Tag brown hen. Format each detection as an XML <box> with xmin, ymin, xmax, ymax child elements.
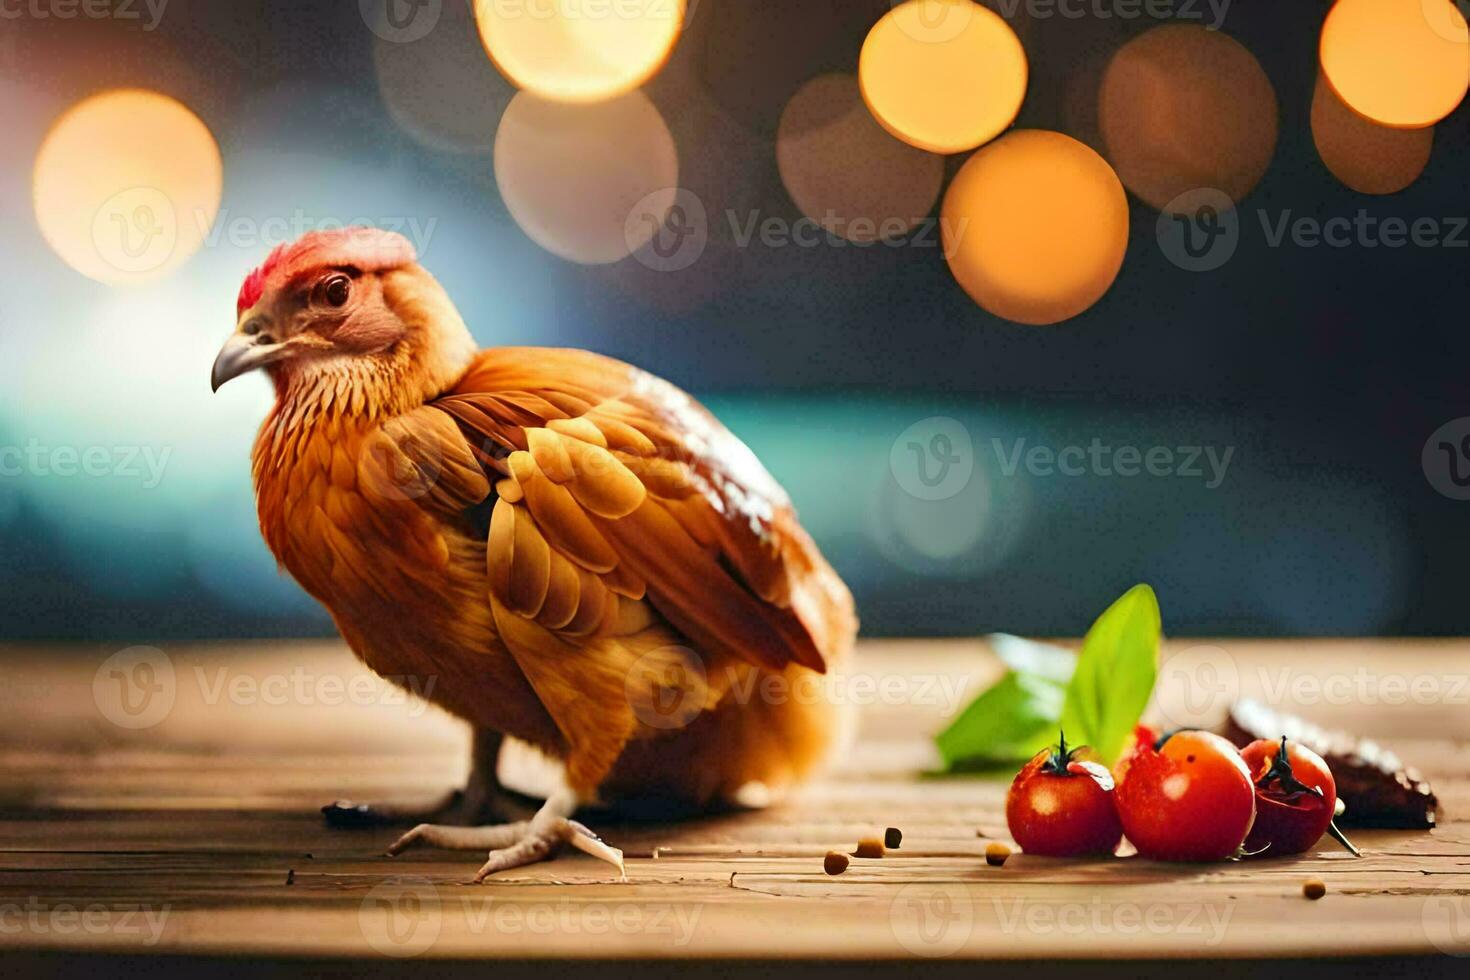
<box><xmin>212</xmin><ymin>227</ymin><xmax>856</xmax><ymax>879</ymax></box>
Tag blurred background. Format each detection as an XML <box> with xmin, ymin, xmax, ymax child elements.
<box><xmin>2</xmin><ymin>0</ymin><xmax>1468</xmax><ymax>643</ymax></box>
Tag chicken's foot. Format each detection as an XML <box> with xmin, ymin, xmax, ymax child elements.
<box><xmin>385</xmin><ymin>786</ymin><xmax>625</xmax><ymax>882</ymax></box>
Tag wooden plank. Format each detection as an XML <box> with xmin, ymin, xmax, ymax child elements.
<box><xmin>0</xmin><ymin>639</ymin><xmax>1464</xmax><ymax>961</ymax></box>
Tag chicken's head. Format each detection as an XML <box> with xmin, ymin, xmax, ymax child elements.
<box><xmin>211</xmin><ymin>227</ymin><xmax>475</xmax><ymax>411</ymax></box>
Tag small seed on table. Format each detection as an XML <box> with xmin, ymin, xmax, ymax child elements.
<box><xmin>986</xmin><ymin>842</ymin><xmax>1011</xmax><ymax>867</ymax></box>
<box><xmin>1303</xmin><ymin>879</ymin><xmax>1326</xmax><ymax>900</ymax></box>
<box><xmin>854</xmin><ymin>837</ymin><xmax>886</xmax><ymax>858</ymax></box>
<box><xmin>824</xmin><ymin>851</ymin><xmax>849</xmax><ymax>875</ymax></box>
<box><xmin>885</xmin><ymin>827</ymin><xmax>903</xmax><ymax>849</ymax></box>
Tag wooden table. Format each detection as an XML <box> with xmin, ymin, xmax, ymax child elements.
<box><xmin>0</xmin><ymin>639</ymin><xmax>1467</xmax><ymax>976</ymax></box>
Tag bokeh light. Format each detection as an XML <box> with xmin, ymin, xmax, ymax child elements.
<box><xmin>1312</xmin><ymin>73</ymin><xmax>1433</xmax><ymax>195</ymax></box>
<box><xmin>873</xmin><ymin>475</ymin><xmax>990</xmax><ymax>575</ymax></box>
<box><xmin>777</xmin><ymin>73</ymin><xmax>944</xmax><ymax>243</ymax></box>
<box><xmin>32</xmin><ymin>89</ymin><xmax>222</xmax><ymax>286</ymax></box>
<box><xmin>858</xmin><ymin>0</ymin><xmax>1027</xmax><ymax>154</ymax></box>
<box><xmin>941</xmin><ymin>129</ymin><xmax>1127</xmax><ymax>326</ymax></box>
<box><xmin>474</xmin><ymin>0</ymin><xmax>685</xmax><ymax>103</ymax></box>
<box><xmin>1098</xmin><ymin>24</ymin><xmax>1277</xmax><ymax>212</ymax></box>
<box><xmin>494</xmin><ymin>90</ymin><xmax>677</xmax><ymax>264</ymax></box>
<box><xmin>1320</xmin><ymin>0</ymin><xmax>1470</xmax><ymax>129</ymax></box>
<box><xmin>372</xmin><ymin>0</ymin><xmax>517</xmax><ymax>153</ymax></box>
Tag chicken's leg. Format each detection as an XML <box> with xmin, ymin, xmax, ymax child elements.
<box><xmin>322</xmin><ymin>729</ymin><xmax>528</xmax><ymax>828</ymax></box>
<box><xmin>386</xmin><ymin>785</ymin><xmax>625</xmax><ymax>882</ymax></box>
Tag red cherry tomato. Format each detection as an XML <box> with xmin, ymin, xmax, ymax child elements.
<box><xmin>1240</xmin><ymin>736</ymin><xmax>1359</xmax><ymax>857</ymax></box>
<box><xmin>1006</xmin><ymin>734</ymin><xmax>1124</xmax><ymax>857</ymax></box>
<box><xmin>1113</xmin><ymin>726</ymin><xmax>1256</xmax><ymax>862</ymax></box>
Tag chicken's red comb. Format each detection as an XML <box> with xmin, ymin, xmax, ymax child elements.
<box><xmin>236</xmin><ymin>226</ymin><xmax>418</xmax><ymax>316</ymax></box>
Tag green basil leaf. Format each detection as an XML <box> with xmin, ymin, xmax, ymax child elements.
<box><xmin>1058</xmin><ymin>584</ymin><xmax>1161</xmax><ymax>766</ymax></box>
<box><xmin>935</xmin><ymin>669</ymin><xmax>1066</xmax><ymax>768</ymax></box>
<box><xmin>988</xmin><ymin>633</ymin><xmax>1076</xmax><ymax>685</ymax></box>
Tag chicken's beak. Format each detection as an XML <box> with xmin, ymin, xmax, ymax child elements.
<box><xmin>211</xmin><ymin>332</ymin><xmax>289</xmax><ymax>392</ymax></box>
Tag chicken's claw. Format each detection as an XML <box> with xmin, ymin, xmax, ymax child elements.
<box><xmin>384</xmin><ymin>807</ymin><xmax>625</xmax><ymax>882</ymax></box>
<box><xmin>472</xmin><ymin>816</ymin><xmax>624</xmax><ymax>882</ymax></box>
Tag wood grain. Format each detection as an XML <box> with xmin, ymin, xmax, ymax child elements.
<box><xmin>0</xmin><ymin>638</ymin><xmax>1466</xmax><ymax>964</ymax></box>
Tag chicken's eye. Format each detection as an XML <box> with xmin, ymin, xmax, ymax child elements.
<box><xmin>323</xmin><ymin>274</ymin><xmax>351</xmax><ymax>308</ymax></box>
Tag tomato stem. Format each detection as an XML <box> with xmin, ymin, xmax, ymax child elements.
<box><xmin>1325</xmin><ymin>819</ymin><xmax>1361</xmax><ymax>858</ymax></box>
<box><xmin>1041</xmin><ymin>730</ymin><xmax>1082</xmax><ymax>776</ymax></box>
<box><xmin>1254</xmin><ymin>736</ymin><xmax>1318</xmax><ymax>797</ymax></box>
<box><xmin>1258</xmin><ymin>737</ymin><xmax>1361</xmax><ymax>857</ymax></box>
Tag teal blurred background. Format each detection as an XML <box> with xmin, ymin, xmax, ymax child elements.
<box><xmin>1</xmin><ymin>1</ymin><xmax>1466</xmax><ymax>640</ymax></box>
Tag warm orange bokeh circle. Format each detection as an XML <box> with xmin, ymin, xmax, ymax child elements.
<box><xmin>1320</xmin><ymin>0</ymin><xmax>1469</xmax><ymax>129</ymax></box>
<box><xmin>859</xmin><ymin>0</ymin><xmax>1028</xmax><ymax>154</ymax></box>
<box><xmin>942</xmin><ymin>130</ymin><xmax>1128</xmax><ymax>326</ymax></box>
